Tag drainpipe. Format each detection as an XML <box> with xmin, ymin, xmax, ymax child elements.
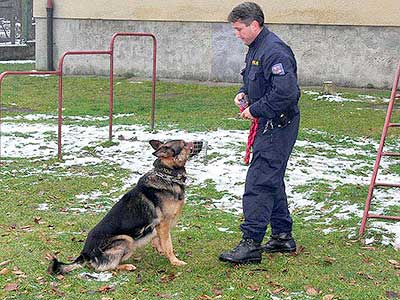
<box><xmin>46</xmin><ymin>0</ymin><xmax>54</xmax><ymax>70</ymax></box>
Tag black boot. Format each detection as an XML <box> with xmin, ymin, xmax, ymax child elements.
<box><xmin>264</xmin><ymin>233</ymin><xmax>296</xmax><ymax>253</ymax></box>
<box><xmin>219</xmin><ymin>239</ymin><xmax>262</xmax><ymax>264</ymax></box>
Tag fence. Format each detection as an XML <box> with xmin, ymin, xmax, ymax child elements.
<box><xmin>0</xmin><ymin>0</ymin><xmax>34</xmax><ymax>44</ymax></box>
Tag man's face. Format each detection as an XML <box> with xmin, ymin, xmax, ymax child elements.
<box><xmin>232</xmin><ymin>20</ymin><xmax>260</xmax><ymax>45</ymax></box>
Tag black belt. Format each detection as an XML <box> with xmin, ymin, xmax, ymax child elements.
<box><xmin>262</xmin><ymin>106</ymin><xmax>299</xmax><ymax>134</ymax></box>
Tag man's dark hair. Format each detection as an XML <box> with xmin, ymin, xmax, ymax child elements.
<box><xmin>227</xmin><ymin>2</ymin><xmax>264</xmax><ymax>26</ymax></box>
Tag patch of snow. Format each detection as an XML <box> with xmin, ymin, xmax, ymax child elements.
<box><xmin>2</xmin><ymin>113</ymin><xmax>399</xmax><ymax>248</ymax></box>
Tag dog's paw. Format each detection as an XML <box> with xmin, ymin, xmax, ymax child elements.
<box><xmin>117</xmin><ymin>264</ymin><xmax>137</xmax><ymax>271</ymax></box>
<box><xmin>171</xmin><ymin>259</ymin><xmax>187</xmax><ymax>266</ymax></box>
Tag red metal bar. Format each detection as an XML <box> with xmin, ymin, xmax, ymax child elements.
<box><xmin>109</xmin><ymin>32</ymin><xmax>157</xmax><ymax>132</ymax></box>
<box><xmin>367</xmin><ymin>214</ymin><xmax>400</xmax><ymax>221</ymax></box>
<box><xmin>359</xmin><ymin>61</ymin><xmax>400</xmax><ymax>236</ymax></box>
<box><xmin>381</xmin><ymin>152</ymin><xmax>400</xmax><ymax>157</ymax></box>
<box><xmin>0</xmin><ymin>32</ymin><xmax>157</xmax><ymax>161</ymax></box>
<box><xmin>57</xmin><ymin>50</ymin><xmax>111</xmax><ymax>158</ymax></box>
<box><xmin>374</xmin><ymin>182</ymin><xmax>400</xmax><ymax>188</ymax></box>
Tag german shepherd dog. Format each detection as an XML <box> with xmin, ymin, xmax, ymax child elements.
<box><xmin>48</xmin><ymin>139</ymin><xmax>203</xmax><ymax>275</ymax></box>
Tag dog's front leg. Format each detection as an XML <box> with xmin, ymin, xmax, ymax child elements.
<box><xmin>156</xmin><ymin>222</ymin><xmax>186</xmax><ymax>266</ymax></box>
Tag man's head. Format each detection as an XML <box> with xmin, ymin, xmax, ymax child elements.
<box><xmin>228</xmin><ymin>2</ymin><xmax>264</xmax><ymax>45</ymax></box>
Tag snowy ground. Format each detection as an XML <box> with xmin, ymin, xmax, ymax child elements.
<box><xmin>1</xmin><ymin>112</ymin><xmax>399</xmax><ymax>250</ymax></box>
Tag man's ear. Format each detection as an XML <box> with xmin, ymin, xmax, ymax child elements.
<box><xmin>250</xmin><ymin>20</ymin><xmax>260</xmax><ymax>30</ymax></box>
<box><xmin>149</xmin><ymin>140</ymin><xmax>163</xmax><ymax>150</ymax></box>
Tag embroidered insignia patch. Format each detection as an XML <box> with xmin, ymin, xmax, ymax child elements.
<box><xmin>251</xmin><ymin>60</ymin><xmax>259</xmax><ymax>66</ymax></box>
<box><xmin>272</xmin><ymin>63</ymin><xmax>285</xmax><ymax>75</ymax></box>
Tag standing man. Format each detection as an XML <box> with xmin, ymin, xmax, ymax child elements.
<box><xmin>219</xmin><ymin>2</ymin><xmax>300</xmax><ymax>264</ymax></box>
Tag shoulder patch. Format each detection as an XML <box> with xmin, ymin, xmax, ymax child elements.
<box><xmin>272</xmin><ymin>63</ymin><xmax>285</xmax><ymax>75</ymax></box>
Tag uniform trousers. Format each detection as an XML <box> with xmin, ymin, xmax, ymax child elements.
<box><xmin>240</xmin><ymin>112</ymin><xmax>300</xmax><ymax>243</ymax></box>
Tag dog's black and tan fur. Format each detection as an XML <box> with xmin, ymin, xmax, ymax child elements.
<box><xmin>48</xmin><ymin>139</ymin><xmax>202</xmax><ymax>275</ymax></box>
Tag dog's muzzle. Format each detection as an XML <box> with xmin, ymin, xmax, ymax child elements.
<box><xmin>188</xmin><ymin>141</ymin><xmax>203</xmax><ymax>157</ymax></box>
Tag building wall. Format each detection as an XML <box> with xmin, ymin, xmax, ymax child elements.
<box><xmin>33</xmin><ymin>1</ymin><xmax>400</xmax><ymax>88</ymax></box>
<box><xmin>33</xmin><ymin>0</ymin><xmax>400</xmax><ymax>26</ymax></box>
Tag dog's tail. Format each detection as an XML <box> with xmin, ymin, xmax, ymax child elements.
<box><xmin>48</xmin><ymin>254</ymin><xmax>85</xmax><ymax>275</ymax></box>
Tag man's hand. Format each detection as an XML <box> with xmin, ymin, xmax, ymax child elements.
<box><xmin>234</xmin><ymin>92</ymin><xmax>245</xmax><ymax>108</ymax></box>
<box><xmin>241</xmin><ymin>107</ymin><xmax>255</xmax><ymax>120</ymax></box>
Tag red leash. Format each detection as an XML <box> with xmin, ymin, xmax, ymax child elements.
<box><xmin>240</xmin><ymin>101</ymin><xmax>258</xmax><ymax>165</ymax></box>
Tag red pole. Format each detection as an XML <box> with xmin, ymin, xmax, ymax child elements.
<box><xmin>151</xmin><ymin>36</ymin><xmax>157</xmax><ymax>130</ymax></box>
<box><xmin>109</xmin><ymin>32</ymin><xmax>157</xmax><ymax>131</ymax></box>
<box><xmin>109</xmin><ymin>46</ymin><xmax>114</xmax><ymax>141</ymax></box>
<box><xmin>58</xmin><ymin>59</ymin><xmax>64</xmax><ymax>160</ymax></box>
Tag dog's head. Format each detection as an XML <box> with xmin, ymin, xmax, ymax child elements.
<box><xmin>149</xmin><ymin>139</ymin><xmax>203</xmax><ymax>168</ymax></box>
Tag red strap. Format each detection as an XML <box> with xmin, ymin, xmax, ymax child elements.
<box><xmin>240</xmin><ymin>105</ymin><xmax>258</xmax><ymax>165</ymax></box>
<box><xmin>244</xmin><ymin>119</ymin><xmax>258</xmax><ymax>164</ymax></box>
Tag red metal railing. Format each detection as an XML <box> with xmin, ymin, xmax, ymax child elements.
<box><xmin>0</xmin><ymin>32</ymin><xmax>157</xmax><ymax>160</ymax></box>
<box><xmin>359</xmin><ymin>61</ymin><xmax>400</xmax><ymax>236</ymax></box>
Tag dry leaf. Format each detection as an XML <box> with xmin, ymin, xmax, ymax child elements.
<box><xmin>12</xmin><ymin>267</ymin><xmax>26</xmax><ymax>277</ymax></box>
<box><xmin>386</xmin><ymin>291</ymin><xmax>400</xmax><ymax>299</ymax></box>
<box><xmin>357</xmin><ymin>271</ymin><xmax>374</xmax><ymax>280</ymax></box>
<box><xmin>305</xmin><ymin>285</ymin><xmax>319</xmax><ymax>295</ymax></box>
<box><xmin>272</xmin><ymin>287</ymin><xmax>285</xmax><ymax>294</ymax></box>
<box><xmin>20</xmin><ymin>225</ymin><xmax>32</xmax><ymax>232</ymax></box>
<box><xmin>117</xmin><ymin>264</ymin><xmax>136</xmax><ymax>271</ymax></box>
<box><xmin>160</xmin><ymin>273</ymin><xmax>176</xmax><ymax>283</ymax></box>
<box><xmin>199</xmin><ymin>295</ymin><xmax>212</xmax><ymax>300</ymax></box>
<box><xmin>0</xmin><ymin>268</ymin><xmax>9</xmax><ymax>275</ymax></box>
<box><xmin>0</xmin><ymin>260</ymin><xmax>11</xmax><ymax>267</ymax></box>
<box><xmin>388</xmin><ymin>260</ymin><xmax>400</xmax><ymax>269</ymax></box>
<box><xmin>248</xmin><ymin>284</ymin><xmax>260</xmax><ymax>291</ymax></box>
<box><xmin>323</xmin><ymin>294</ymin><xmax>335</xmax><ymax>300</ymax></box>
<box><xmin>361</xmin><ymin>246</ymin><xmax>377</xmax><ymax>251</ymax></box>
<box><xmin>266</xmin><ymin>281</ymin><xmax>282</xmax><ymax>288</ymax></box>
<box><xmin>4</xmin><ymin>283</ymin><xmax>19</xmax><ymax>291</ymax></box>
<box><xmin>36</xmin><ymin>277</ymin><xmax>46</xmax><ymax>285</ymax></box>
<box><xmin>323</xmin><ymin>256</ymin><xmax>336</xmax><ymax>264</ymax></box>
<box><xmin>56</xmin><ymin>274</ymin><xmax>65</xmax><ymax>280</ymax></box>
<box><xmin>156</xmin><ymin>293</ymin><xmax>172</xmax><ymax>299</ymax></box>
<box><xmin>45</xmin><ymin>253</ymin><xmax>56</xmax><ymax>261</ymax></box>
<box><xmin>34</xmin><ymin>217</ymin><xmax>44</xmax><ymax>224</ymax></box>
<box><xmin>212</xmin><ymin>288</ymin><xmax>223</xmax><ymax>296</ymax></box>
<box><xmin>98</xmin><ymin>285</ymin><xmax>115</xmax><ymax>293</ymax></box>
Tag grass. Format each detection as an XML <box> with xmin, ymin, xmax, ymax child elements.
<box><xmin>1</xmin><ymin>63</ymin><xmax>399</xmax><ymax>300</ymax></box>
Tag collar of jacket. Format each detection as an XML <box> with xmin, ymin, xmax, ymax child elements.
<box><xmin>249</xmin><ymin>26</ymin><xmax>270</xmax><ymax>49</ymax></box>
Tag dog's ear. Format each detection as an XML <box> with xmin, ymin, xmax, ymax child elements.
<box><xmin>152</xmin><ymin>147</ymin><xmax>174</xmax><ymax>158</ymax></box>
<box><xmin>149</xmin><ymin>140</ymin><xmax>163</xmax><ymax>150</ymax></box>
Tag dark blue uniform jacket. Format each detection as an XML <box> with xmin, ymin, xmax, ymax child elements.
<box><xmin>239</xmin><ymin>27</ymin><xmax>300</xmax><ymax>122</ymax></box>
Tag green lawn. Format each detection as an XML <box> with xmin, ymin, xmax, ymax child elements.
<box><xmin>0</xmin><ymin>63</ymin><xmax>399</xmax><ymax>300</ymax></box>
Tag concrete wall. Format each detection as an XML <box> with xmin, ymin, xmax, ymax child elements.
<box><xmin>34</xmin><ymin>18</ymin><xmax>400</xmax><ymax>88</ymax></box>
<box><xmin>0</xmin><ymin>42</ymin><xmax>35</xmax><ymax>60</ymax></box>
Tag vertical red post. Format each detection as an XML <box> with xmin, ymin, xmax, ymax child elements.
<box><xmin>58</xmin><ymin>70</ymin><xmax>63</xmax><ymax>160</ymax></box>
<box><xmin>151</xmin><ymin>36</ymin><xmax>157</xmax><ymax>130</ymax></box>
<box><xmin>109</xmin><ymin>47</ymin><xmax>114</xmax><ymax>141</ymax></box>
